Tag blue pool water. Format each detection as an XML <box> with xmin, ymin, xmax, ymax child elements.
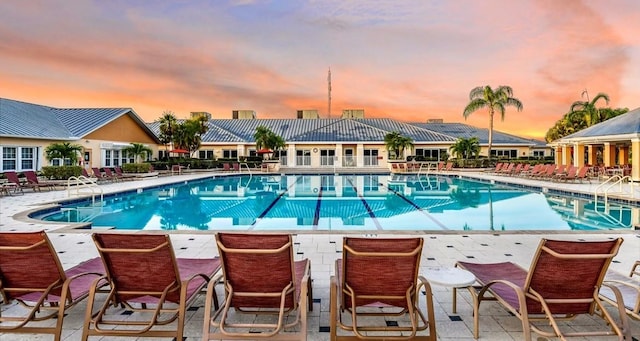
<box><xmin>39</xmin><ymin>174</ymin><xmax>637</xmax><ymax>231</ymax></box>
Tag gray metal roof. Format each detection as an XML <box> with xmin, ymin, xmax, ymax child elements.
<box><xmin>1</xmin><ymin>98</ymin><xmax>158</xmax><ymax>142</ymax></box>
<box><xmin>0</xmin><ymin>98</ymin><xmax>71</xmax><ymax>139</ymax></box>
<box><xmin>561</xmin><ymin>107</ymin><xmax>640</xmax><ymax>139</ymax></box>
<box><xmin>148</xmin><ymin>118</ymin><xmax>457</xmax><ymax>144</ymax></box>
<box><xmin>413</xmin><ymin>122</ymin><xmax>545</xmax><ymax>146</ymax></box>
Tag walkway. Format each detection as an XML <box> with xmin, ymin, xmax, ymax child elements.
<box><xmin>1</xmin><ymin>171</ymin><xmax>639</xmax><ymax>340</ymax></box>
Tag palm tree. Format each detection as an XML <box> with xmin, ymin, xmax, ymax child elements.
<box><xmin>449</xmin><ymin>137</ymin><xmax>480</xmax><ymax>160</ymax></box>
<box><xmin>122</xmin><ymin>143</ymin><xmax>153</xmax><ymax>163</ymax></box>
<box><xmin>384</xmin><ymin>131</ymin><xmax>414</xmax><ymax>160</ymax></box>
<box><xmin>463</xmin><ymin>85</ymin><xmax>523</xmax><ymax>159</ymax></box>
<box><xmin>158</xmin><ymin>110</ymin><xmax>178</xmax><ymax>155</ymax></box>
<box><xmin>569</xmin><ymin>91</ymin><xmax>610</xmax><ymax>126</ymax></box>
<box><xmin>45</xmin><ymin>142</ymin><xmax>82</xmax><ymax>165</ymax></box>
<box><xmin>254</xmin><ymin>126</ymin><xmax>286</xmax><ymax>159</ymax></box>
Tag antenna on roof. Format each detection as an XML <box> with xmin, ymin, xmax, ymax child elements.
<box><xmin>327</xmin><ymin>67</ymin><xmax>332</xmax><ymax>119</ymax></box>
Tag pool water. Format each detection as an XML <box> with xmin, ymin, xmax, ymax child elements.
<box><xmin>39</xmin><ymin>174</ymin><xmax>637</xmax><ymax>231</ymax></box>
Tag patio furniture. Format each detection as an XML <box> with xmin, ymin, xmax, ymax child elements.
<box><xmin>601</xmin><ymin>260</ymin><xmax>640</xmax><ymax>320</ymax></box>
<box><xmin>329</xmin><ymin>237</ymin><xmax>437</xmax><ymax>340</ymax></box>
<box><xmin>456</xmin><ymin>238</ymin><xmax>630</xmax><ymax>340</ymax></box>
<box><xmin>5</xmin><ymin>171</ymin><xmax>43</xmax><ymax>191</ymax></box>
<box><xmin>0</xmin><ymin>231</ymin><xmax>105</xmax><ymax>341</ymax></box>
<box><xmin>203</xmin><ymin>233</ymin><xmax>312</xmax><ymax>340</ymax></box>
<box><xmin>82</xmin><ymin>233</ymin><xmax>221</xmax><ymax>340</ymax></box>
<box><xmin>24</xmin><ymin>170</ymin><xmax>58</xmax><ymax>190</ymax></box>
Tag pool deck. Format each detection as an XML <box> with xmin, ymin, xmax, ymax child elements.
<box><xmin>1</xmin><ymin>170</ymin><xmax>639</xmax><ymax>340</ymax></box>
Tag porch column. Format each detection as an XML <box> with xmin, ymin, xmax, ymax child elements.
<box><xmin>561</xmin><ymin>145</ymin><xmax>571</xmax><ymax>166</ymax></box>
<box><xmin>618</xmin><ymin>145</ymin><xmax>629</xmax><ymax>165</ymax></box>
<box><xmin>288</xmin><ymin>144</ymin><xmax>296</xmax><ymax>166</ymax></box>
<box><xmin>356</xmin><ymin>144</ymin><xmax>364</xmax><ymax>168</ymax></box>
<box><xmin>335</xmin><ymin>144</ymin><xmax>343</xmax><ymax>168</ymax></box>
<box><xmin>631</xmin><ymin>139</ymin><xmax>640</xmax><ymax>182</ymax></box>
<box><xmin>603</xmin><ymin>143</ymin><xmax>616</xmax><ymax>166</ymax></box>
<box><xmin>587</xmin><ymin>145</ymin><xmax>598</xmax><ymax>166</ymax></box>
<box><xmin>554</xmin><ymin>147</ymin><xmax>562</xmax><ymax>165</ymax></box>
<box><xmin>236</xmin><ymin>144</ymin><xmax>245</xmax><ymax>160</ymax></box>
<box><xmin>573</xmin><ymin>143</ymin><xmax>585</xmax><ymax>167</ymax></box>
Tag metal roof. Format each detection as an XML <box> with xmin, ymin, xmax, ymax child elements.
<box><xmin>148</xmin><ymin>118</ymin><xmax>457</xmax><ymax>144</ymax></box>
<box><xmin>560</xmin><ymin>107</ymin><xmax>640</xmax><ymax>140</ymax></box>
<box><xmin>0</xmin><ymin>98</ymin><xmax>158</xmax><ymax>142</ymax></box>
<box><xmin>413</xmin><ymin>122</ymin><xmax>545</xmax><ymax>146</ymax></box>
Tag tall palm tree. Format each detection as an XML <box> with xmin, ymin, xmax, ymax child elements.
<box><xmin>254</xmin><ymin>126</ymin><xmax>286</xmax><ymax>159</ymax></box>
<box><xmin>463</xmin><ymin>85</ymin><xmax>523</xmax><ymax>159</ymax></box>
<box><xmin>122</xmin><ymin>143</ymin><xmax>153</xmax><ymax>163</ymax></box>
<box><xmin>45</xmin><ymin>142</ymin><xmax>83</xmax><ymax>165</ymax></box>
<box><xmin>569</xmin><ymin>91</ymin><xmax>610</xmax><ymax>126</ymax></box>
<box><xmin>384</xmin><ymin>131</ymin><xmax>414</xmax><ymax>160</ymax></box>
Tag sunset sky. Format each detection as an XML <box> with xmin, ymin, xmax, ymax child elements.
<box><xmin>1</xmin><ymin>1</ymin><xmax>639</xmax><ymax>139</ymax></box>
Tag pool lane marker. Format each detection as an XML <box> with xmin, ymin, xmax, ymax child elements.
<box><xmin>346</xmin><ymin>178</ymin><xmax>383</xmax><ymax>230</ymax></box>
<box><xmin>250</xmin><ymin>176</ymin><xmax>300</xmax><ymax>229</ymax></box>
<box><xmin>312</xmin><ymin>178</ymin><xmax>323</xmax><ymax>230</ymax></box>
<box><xmin>382</xmin><ymin>182</ymin><xmax>450</xmax><ymax>230</ymax></box>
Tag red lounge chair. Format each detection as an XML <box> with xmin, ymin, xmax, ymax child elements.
<box><xmin>102</xmin><ymin>167</ymin><xmax>120</xmax><ymax>182</ymax></box>
<box><xmin>0</xmin><ymin>231</ymin><xmax>105</xmax><ymax>341</ymax></box>
<box><xmin>23</xmin><ymin>170</ymin><xmax>57</xmax><ymax>190</ymax></box>
<box><xmin>232</xmin><ymin>163</ymin><xmax>240</xmax><ymax>172</ymax></box>
<box><xmin>114</xmin><ymin>166</ymin><xmax>135</xmax><ymax>180</ymax></box>
<box><xmin>456</xmin><ymin>238</ymin><xmax>630</xmax><ymax>340</ymax></box>
<box><xmin>223</xmin><ymin>163</ymin><xmax>231</xmax><ymax>172</ymax></box>
<box><xmin>203</xmin><ymin>233</ymin><xmax>312</xmax><ymax>340</ymax></box>
<box><xmin>83</xmin><ymin>233</ymin><xmax>221</xmax><ymax>340</ymax></box>
<box><xmin>4</xmin><ymin>171</ymin><xmax>41</xmax><ymax>192</ymax></box>
<box><xmin>330</xmin><ymin>237</ymin><xmax>436</xmax><ymax>340</ymax></box>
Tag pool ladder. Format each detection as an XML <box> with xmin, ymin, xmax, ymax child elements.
<box><xmin>594</xmin><ymin>175</ymin><xmax>637</xmax><ymax>205</ymax></box>
<box><xmin>67</xmin><ymin>176</ymin><xmax>104</xmax><ymax>204</ymax></box>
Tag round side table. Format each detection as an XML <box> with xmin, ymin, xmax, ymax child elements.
<box><xmin>424</xmin><ymin>267</ymin><xmax>476</xmax><ymax>313</ymax></box>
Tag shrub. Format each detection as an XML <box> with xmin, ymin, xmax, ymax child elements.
<box><xmin>121</xmin><ymin>163</ymin><xmax>151</xmax><ymax>173</ymax></box>
<box><xmin>41</xmin><ymin>166</ymin><xmax>82</xmax><ymax>180</ymax></box>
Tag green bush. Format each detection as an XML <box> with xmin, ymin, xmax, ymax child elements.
<box><xmin>121</xmin><ymin>163</ymin><xmax>151</xmax><ymax>173</ymax></box>
<box><xmin>41</xmin><ymin>166</ymin><xmax>82</xmax><ymax>180</ymax></box>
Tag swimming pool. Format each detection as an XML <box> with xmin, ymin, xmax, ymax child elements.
<box><xmin>38</xmin><ymin>174</ymin><xmax>638</xmax><ymax>231</ymax></box>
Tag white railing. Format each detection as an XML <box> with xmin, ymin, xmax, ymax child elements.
<box><xmin>67</xmin><ymin>176</ymin><xmax>103</xmax><ymax>204</ymax></box>
<box><xmin>594</xmin><ymin>175</ymin><xmax>635</xmax><ymax>205</ymax></box>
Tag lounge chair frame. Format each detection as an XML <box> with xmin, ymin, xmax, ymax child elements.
<box><xmin>0</xmin><ymin>231</ymin><xmax>105</xmax><ymax>341</ymax></box>
<box><xmin>456</xmin><ymin>238</ymin><xmax>630</xmax><ymax>340</ymax></box>
<box><xmin>203</xmin><ymin>233</ymin><xmax>312</xmax><ymax>340</ymax></box>
<box><xmin>329</xmin><ymin>237</ymin><xmax>436</xmax><ymax>341</ymax></box>
<box><xmin>82</xmin><ymin>233</ymin><xmax>220</xmax><ymax>340</ymax></box>
<box><xmin>601</xmin><ymin>260</ymin><xmax>640</xmax><ymax>320</ymax></box>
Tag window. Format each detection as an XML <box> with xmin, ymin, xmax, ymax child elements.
<box><xmin>364</xmin><ymin>149</ymin><xmax>378</xmax><ymax>166</ymax></box>
<box><xmin>296</xmin><ymin>150</ymin><xmax>311</xmax><ymax>166</ymax></box>
<box><xmin>2</xmin><ymin>147</ymin><xmax>17</xmax><ymax>171</ymax></box>
<box><xmin>21</xmin><ymin>148</ymin><xmax>34</xmax><ymax>169</ymax></box>
<box><xmin>320</xmin><ymin>149</ymin><xmax>335</xmax><ymax>166</ymax></box>
<box><xmin>278</xmin><ymin>150</ymin><xmax>287</xmax><ymax>166</ymax></box>
<box><xmin>533</xmin><ymin>150</ymin><xmax>545</xmax><ymax>157</ymax></box>
<box><xmin>415</xmin><ymin>148</ymin><xmax>447</xmax><ymax>159</ymax></box>
<box><xmin>199</xmin><ymin>150</ymin><xmax>214</xmax><ymax>159</ymax></box>
<box><xmin>223</xmin><ymin>150</ymin><xmax>238</xmax><ymax>159</ymax></box>
<box><xmin>490</xmin><ymin>149</ymin><xmax>517</xmax><ymax>158</ymax></box>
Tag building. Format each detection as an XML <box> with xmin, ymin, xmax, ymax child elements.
<box><xmin>0</xmin><ymin>98</ymin><xmax>159</xmax><ymax>172</ymax></box>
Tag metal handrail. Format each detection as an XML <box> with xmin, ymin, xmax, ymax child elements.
<box><xmin>67</xmin><ymin>176</ymin><xmax>103</xmax><ymax>203</ymax></box>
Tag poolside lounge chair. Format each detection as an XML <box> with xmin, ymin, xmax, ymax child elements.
<box><xmin>203</xmin><ymin>233</ymin><xmax>311</xmax><ymax>340</ymax></box>
<box><xmin>114</xmin><ymin>166</ymin><xmax>136</xmax><ymax>180</ymax></box>
<box><xmin>601</xmin><ymin>260</ymin><xmax>640</xmax><ymax>320</ymax></box>
<box><xmin>0</xmin><ymin>230</ymin><xmax>105</xmax><ymax>341</ymax></box>
<box><xmin>91</xmin><ymin>167</ymin><xmax>109</xmax><ymax>182</ymax></box>
<box><xmin>82</xmin><ymin>233</ymin><xmax>221</xmax><ymax>341</ymax></box>
<box><xmin>232</xmin><ymin>162</ymin><xmax>240</xmax><ymax>172</ymax></box>
<box><xmin>171</xmin><ymin>164</ymin><xmax>182</xmax><ymax>175</ymax></box>
<box><xmin>5</xmin><ymin>171</ymin><xmax>41</xmax><ymax>192</ymax></box>
<box><xmin>456</xmin><ymin>238</ymin><xmax>630</xmax><ymax>340</ymax></box>
<box><xmin>223</xmin><ymin>163</ymin><xmax>231</xmax><ymax>172</ymax></box>
<box><xmin>329</xmin><ymin>237</ymin><xmax>436</xmax><ymax>341</ymax></box>
<box><xmin>444</xmin><ymin>161</ymin><xmax>453</xmax><ymax>171</ymax></box>
<box><xmin>552</xmin><ymin>165</ymin><xmax>577</xmax><ymax>182</ymax></box>
<box><xmin>24</xmin><ymin>170</ymin><xmax>58</xmax><ymax>190</ymax></box>
<box><xmin>102</xmin><ymin>167</ymin><xmax>121</xmax><ymax>182</ymax></box>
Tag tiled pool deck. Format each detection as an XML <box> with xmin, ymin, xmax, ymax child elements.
<box><xmin>1</xmin><ymin>171</ymin><xmax>639</xmax><ymax>340</ymax></box>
